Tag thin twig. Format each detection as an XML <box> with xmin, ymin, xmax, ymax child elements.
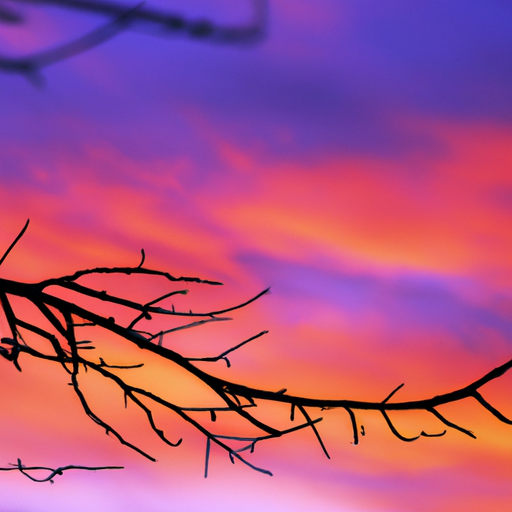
<box><xmin>0</xmin><ymin>459</ymin><xmax>123</xmax><ymax>483</ymax></box>
<box><xmin>0</xmin><ymin>219</ymin><xmax>29</xmax><ymax>267</ymax></box>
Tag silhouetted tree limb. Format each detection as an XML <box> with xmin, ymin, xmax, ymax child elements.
<box><xmin>1</xmin><ymin>220</ymin><xmax>512</xmax><ymax>479</ymax></box>
<box><xmin>0</xmin><ymin>459</ymin><xmax>123</xmax><ymax>483</ymax></box>
<box><xmin>0</xmin><ymin>0</ymin><xmax>267</xmax><ymax>83</ymax></box>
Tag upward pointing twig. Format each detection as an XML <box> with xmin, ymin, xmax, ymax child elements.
<box><xmin>0</xmin><ymin>219</ymin><xmax>29</xmax><ymax>268</ymax></box>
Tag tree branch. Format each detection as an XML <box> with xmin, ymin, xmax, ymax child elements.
<box><xmin>0</xmin><ymin>459</ymin><xmax>123</xmax><ymax>483</ymax></box>
<box><xmin>1</xmin><ymin>222</ymin><xmax>512</xmax><ymax>478</ymax></box>
<box><xmin>1</xmin><ymin>0</ymin><xmax>267</xmax><ymax>82</ymax></box>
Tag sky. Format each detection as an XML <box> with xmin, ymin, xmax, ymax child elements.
<box><xmin>1</xmin><ymin>0</ymin><xmax>512</xmax><ymax>510</ymax></box>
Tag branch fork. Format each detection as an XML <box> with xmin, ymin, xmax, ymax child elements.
<box><xmin>1</xmin><ymin>220</ymin><xmax>512</xmax><ymax>480</ymax></box>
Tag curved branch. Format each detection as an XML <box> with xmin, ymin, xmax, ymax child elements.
<box><xmin>2</xmin><ymin>222</ymin><xmax>512</xmax><ymax>478</ymax></box>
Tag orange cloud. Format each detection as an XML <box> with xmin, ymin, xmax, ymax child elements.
<box><xmin>193</xmin><ymin>117</ymin><xmax>512</xmax><ymax>292</ymax></box>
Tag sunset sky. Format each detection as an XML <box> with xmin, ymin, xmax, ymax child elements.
<box><xmin>1</xmin><ymin>0</ymin><xmax>512</xmax><ymax>510</ymax></box>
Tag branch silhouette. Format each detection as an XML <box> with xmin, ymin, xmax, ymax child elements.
<box><xmin>0</xmin><ymin>0</ymin><xmax>267</xmax><ymax>83</ymax></box>
<box><xmin>0</xmin><ymin>459</ymin><xmax>123</xmax><ymax>483</ymax></box>
<box><xmin>1</xmin><ymin>220</ymin><xmax>512</xmax><ymax>479</ymax></box>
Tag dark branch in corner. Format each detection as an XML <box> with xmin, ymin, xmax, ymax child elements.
<box><xmin>0</xmin><ymin>0</ymin><xmax>267</xmax><ymax>83</ymax></box>
<box><xmin>2</xmin><ymin>220</ymin><xmax>512</xmax><ymax>479</ymax></box>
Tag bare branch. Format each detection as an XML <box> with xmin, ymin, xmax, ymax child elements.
<box><xmin>38</xmin><ymin>265</ymin><xmax>223</xmax><ymax>287</ymax></box>
<box><xmin>187</xmin><ymin>330</ymin><xmax>268</xmax><ymax>367</ymax></box>
<box><xmin>144</xmin><ymin>316</ymin><xmax>230</xmax><ymax>339</ymax></box>
<box><xmin>296</xmin><ymin>405</ymin><xmax>330</xmax><ymax>459</ymax></box>
<box><xmin>0</xmin><ymin>5</ymin><xmax>142</xmax><ymax>84</ymax></box>
<box><xmin>1</xmin><ymin>0</ymin><xmax>267</xmax><ymax>82</ymax></box>
<box><xmin>0</xmin><ymin>459</ymin><xmax>123</xmax><ymax>483</ymax></box>
<box><xmin>0</xmin><ymin>219</ymin><xmax>29</xmax><ymax>267</ymax></box>
<box><xmin>345</xmin><ymin>407</ymin><xmax>359</xmax><ymax>445</ymax></box>
<box><xmin>2</xmin><ymin>222</ymin><xmax>512</xmax><ymax>478</ymax></box>
<box><xmin>473</xmin><ymin>391</ymin><xmax>512</xmax><ymax>425</ymax></box>
<box><xmin>9</xmin><ymin>0</ymin><xmax>267</xmax><ymax>41</ymax></box>
<box><xmin>137</xmin><ymin>249</ymin><xmax>145</xmax><ymax>269</ymax></box>
<box><xmin>427</xmin><ymin>407</ymin><xmax>476</xmax><ymax>439</ymax></box>
<box><xmin>382</xmin><ymin>383</ymin><xmax>405</xmax><ymax>404</ymax></box>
